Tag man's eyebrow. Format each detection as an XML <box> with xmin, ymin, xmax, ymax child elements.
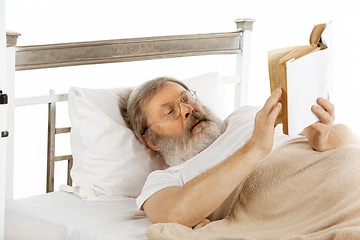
<box><xmin>159</xmin><ymin>90</ymin><xmax>186</xmax><ymax>108</ymax></box>
<box><xmin>160</xmin><ymin>101</ymin><xmax>172</xmax><ymax>108</ymax></box>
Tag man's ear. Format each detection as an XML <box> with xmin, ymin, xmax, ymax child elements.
<box><xmin>142</xmin><ymin>135</ymin><xmax>160</xmax><ymax>152</ymax></box>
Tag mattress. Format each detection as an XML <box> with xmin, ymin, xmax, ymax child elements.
<box><xmin>5</xmin><ymin>191</ymin><xmax>152</xmax><ymax>240</ymax></box>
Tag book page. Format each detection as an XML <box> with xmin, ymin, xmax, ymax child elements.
<box><xmin>309</xmin><ymin>23</ymin><xmax>326</xmax><ymax>46</ymax></box>
<box><xmin>268</xmin><ymin>46</ymin><xmax>300</xmax><ymax>126</ymax></box>
<box><xmin>320</xmin><ymin>22</ymin><xmax>333</xmax><ymax>94</ymax></box>
<box><xmin>280</xmin><ymin>46</ymin><xmax>320</xmax><ymax>65</ymax></box>
<box><xmin>268</xmin><ymin>46</ymin><xmax>300</xmax><ymax>92</ymax></box>
<box><xmin>286</xmin><ymin>48</ymin><xmax>329</xmax><ymax>136</ymax></box>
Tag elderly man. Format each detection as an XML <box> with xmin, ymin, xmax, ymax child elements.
<box><xmin>120</xmin><ymin>76</ymin><xmax>360</xmax><ymax>228</ymax></box>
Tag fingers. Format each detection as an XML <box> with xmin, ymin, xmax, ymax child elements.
<box><xmin>263</xmin><ymin>88</ymin><xmax>282</xmax><ymax>115</ymax></box>
<box><xmin>312</xmin><ymin>97</ymin><xmax>335</xmax><ymax>125</ymax></box>
<box><xmin>256</xmin><ymin>88</ymin><xmax>282</xmax><ymax>128</ymax></box>
<box><xmin>314</xmin><ymin>122</ymin><xmax>331</xmax><ymax>136</ymax></box>
<box><xmin>317</xmin><ymin>97</ymin><xmax>334</xmax><ymax>116</ymax></box>
<box><xmin>299</xmin><ymin>125</ymin><xmax>311</xmax><ymax>136</ymax></box>
<box><xmin>267</xmin><ymin>88</ymin><xmax>282</xmax><ymax>121</ymax></box>
<box><xmin>250</xmin><ymin>89</ymin><xmax>282</xmax><ymax>158</ymax></box>
<box><xmin>269</xmin><ymin>102</ymin><xmax>282</xmax><ymax>123</ymax></box>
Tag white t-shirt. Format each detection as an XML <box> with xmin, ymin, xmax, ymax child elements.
<box><xmin>136</xmin><ymin>106</ymin><xmax>304</xmax><ymax>212</ymax></box>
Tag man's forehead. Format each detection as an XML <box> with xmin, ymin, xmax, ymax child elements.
<box><xmin>145</xmin><ymin>82</ymin><xmax>186</xmax><ymax>115</ymax></box>
<box><xmin>153</xmin><ymin>82</ymin><xmax>186</xmax><ymax>102</ymax></box>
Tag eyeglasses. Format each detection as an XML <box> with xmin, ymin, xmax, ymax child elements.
<box><xmin>143</xmin><ymin>90</ymin><xmax>197</xmax><ymax>134</ymax></box>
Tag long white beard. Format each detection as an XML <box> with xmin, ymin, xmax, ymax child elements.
<box><xmin>147</xmin><ymin>110</ymin><xmax>226</xmax><ymax>167</ymax></box>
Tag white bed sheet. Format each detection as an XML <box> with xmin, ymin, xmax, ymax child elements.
<box><xmin>5</xmin><ymin>191</ymin><xmax>152</xmax><ymax>240</ymax></box>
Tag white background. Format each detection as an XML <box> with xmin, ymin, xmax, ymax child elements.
<box><xmin>5</xmin><ymin>0</ymin><xmax>360</xmax><ymax>199</ymax></box>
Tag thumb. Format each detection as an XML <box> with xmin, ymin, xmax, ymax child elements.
<box><xmin>300</xmin><ymin>125</ymin><xmax>312</xmax><ymax>136</ymax></box>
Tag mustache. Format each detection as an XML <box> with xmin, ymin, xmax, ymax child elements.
<box><xmin>184</xmin><ymin>112</ymin><xmax>212</xmax><ymax>134</ymax></box>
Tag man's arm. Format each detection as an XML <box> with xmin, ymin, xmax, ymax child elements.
<box><xmin>143</xmin><ymin>88</ymin><xmax>283</xmax><ymax>227</ymax></box>
<box><xmin>301</xmin><ymin>97</ymin><xmax>360</xmax><ymax>151</ymax></box>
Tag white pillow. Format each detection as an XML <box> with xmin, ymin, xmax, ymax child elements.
<box><xmin>181</xmin><ymin>72</ymin><xmax>227</xmax><ymax>120</ymax></box>
<box><xmin>67</xmin><ymin>87</ymin><xmax>167</xmax><ymax>200</ymax></box>
<box><xmin>65</xmin><ymin>72</ymin><xmax>226</xmax><ymax>201</ymax></box>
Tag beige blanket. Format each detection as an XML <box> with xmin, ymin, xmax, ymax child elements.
<box><xmin>146</xmin><ymin>140</ymin><xmax>360</xmax><ymax>240</ymax></box>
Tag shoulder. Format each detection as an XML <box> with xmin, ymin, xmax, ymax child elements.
<box><xmin>136</xmin><ymin>168</ymin><xmax>183</xmax><ymax>209</ymax></box>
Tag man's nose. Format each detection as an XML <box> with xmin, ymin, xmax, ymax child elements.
<box><xmin>179</xmin><ymin>101</ymin><xmax>194</xmax><ymax>119</ymax></box>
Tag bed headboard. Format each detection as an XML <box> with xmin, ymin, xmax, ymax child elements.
<box><xmin>4</xmin><ymin>18</ymin><xmax>255</xmax><ymax>199</ymax></box>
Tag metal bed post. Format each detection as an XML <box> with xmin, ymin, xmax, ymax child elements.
<box><xmin>5</xmin><ymin>31</ymin><xmax>20</xmax><ymax>201</ymax></box>
<box><xmin>47</xmin><ymin>91</ymin><xmax>56</xmax><ymax>193</ymax></box>
<box><xmin>0</xmin><ymin>1</ymin><xmax>6</xmax><ymax>237</ymax></box>
<box><xmin>47</xmin><ymin>90</ymin><xmax>73</xmax><ymax>193</ymax></box>
<box><xmin>46</xmin><ymin>90</ymin><xmax>73</xmax><ymax>193</ymax></box>
<box><xmin>235</xmin><ymin>18</ymin><xmax>255</xmax><ymax>108</ymax></box>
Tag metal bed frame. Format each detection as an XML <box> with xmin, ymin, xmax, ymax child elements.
<box><xmin>4</xmin><ymin>18</ymin><xmax>255</xmax><ymax>199</ymax></box>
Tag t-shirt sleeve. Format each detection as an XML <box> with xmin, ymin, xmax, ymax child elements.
<box><xmin>136</xmin><ymin>169</ymin><xmax>183</xmax><ymax>209</ymax></box>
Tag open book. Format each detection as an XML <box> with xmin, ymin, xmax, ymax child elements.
<box><xmin>268</xmin><ymin>22</ymin><xmax>332</xmax><ymax>136</ymax></box>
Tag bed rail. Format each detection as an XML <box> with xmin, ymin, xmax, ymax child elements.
<box><xmin>14</xmin><ymin>18</ymin><xmax>253</xmax><ymax>71</ymax></box>
<box><xmin>15</xmin><ymin>32</ymin><xmax>241</xmax><ymax>71</ymax></box>
<box><xmin>5</xmin><ymin>18</ymin><xmax>255</xmax><ymax>198</ymax></box>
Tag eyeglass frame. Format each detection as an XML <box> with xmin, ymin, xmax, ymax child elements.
<box><xmin>142</xmin><ymin>89</ymin><xmax>197</xmax><ymax>135</ymax></box>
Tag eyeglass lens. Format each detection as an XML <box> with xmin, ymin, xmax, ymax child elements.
<box><xmin>163</xmin><ymin>90</ymin><xmax>196</xmax><ymax>119</ymax></box>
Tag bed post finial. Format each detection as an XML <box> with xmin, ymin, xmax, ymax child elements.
<box><xmin>235</xmin><ymin>18</ymin><xmax>255</xmax><ymax>32</ymax></box>
<box><xmin>234</xmin><ymin>18</ymin><xmax>255</xmax><ymax>108</ymax></box>
<box><xmin>6</xmin><ymin>31</ymin><xmax>21</xmax><ymax>47</ymax></box>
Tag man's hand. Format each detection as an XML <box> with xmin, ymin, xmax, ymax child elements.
<box><xmin>247</xmin><ymin>88</ymin><xmax>282</xmax><ymax>158</ymax></box>
<box><xmin>300</xmin><ymin>97</ymin><xmax>335</xmax><ymax>151</ymax></box>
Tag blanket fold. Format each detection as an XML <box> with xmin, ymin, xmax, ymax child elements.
<box><xmin>146</xmin><ymin>140</ymin><xmax>360</xmax><ymax>240</ymax></box>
